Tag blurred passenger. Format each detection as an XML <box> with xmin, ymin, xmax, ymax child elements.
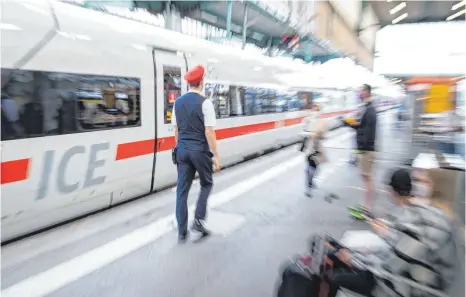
<box><xmin>396</xmin><ymin>101</ymin><xmax>406</xmax><ymax>128</ymax></box>
<box><xmin>326</xmin><ymin>168</ymin><xmax>457</xmax><ymax>297</ymax></box>
<box><xmin>345</xmin><ymin>84</ymin><xmax>377</xmax><ymax>217</ymax></box>
<box><xmin>1</xmin><ymin>93</ymin><xmax>22</xmax><ymax>139</ymax></box>
<box><xmin>300</xmin><ymin>103</ymin><xmax>327</xmax><ymax>197</ymax></box>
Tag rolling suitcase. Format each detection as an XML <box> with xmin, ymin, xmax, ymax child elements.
<box><xmin>276</xmin><ymin>235</ymin><xmax>332</xmax><ymax>297</ymax></box>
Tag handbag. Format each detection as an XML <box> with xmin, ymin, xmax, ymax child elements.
<box><xmin>171</xmin><ymin>147</ymin><xmax>178</xmax><ymax>165</ymax></box>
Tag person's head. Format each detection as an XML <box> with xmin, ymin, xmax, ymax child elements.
<box><xmin>184</xmin><ymin>65</ymin><xmax>205</xmax><ymax>92</ymax></box>
<box><xmin>359</xmin><ymin>84</ymin><xmax>372</xmax><ymax>102</ymax></box>
<box><xmin>388</xmin><ymin>168</ymin><xmax>412</xmax><ymax>205</ymax></box>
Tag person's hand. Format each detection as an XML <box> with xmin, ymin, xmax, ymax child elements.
<box><xmin>336</xmin><ymin>249</ymin><xmax>352</xmax><ymax>265</ymax></box>
<box><xmin>213</xmin><ymin>155</ymin><xmax>220</xmax><ymax>172</ymax></box>
<box><xmin>371</xmin><ymin>219</ymin><xmax>388</xmax><ymax>237</ymax></box>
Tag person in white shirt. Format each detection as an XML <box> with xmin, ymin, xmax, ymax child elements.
<box><xmin>171</xmin><ymin>65</ymin><xmax>220</xmax><ymax>243</ymax></box>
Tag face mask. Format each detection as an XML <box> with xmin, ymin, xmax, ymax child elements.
<box><xmin>412</xmin><ymin>182</ymin><xmax>432</xmax><ymax>198</ymax></box>
<box><xmin>359</xmin><ymin>92</ymin><xmax>367</xmax><ymax>100</ymax></box>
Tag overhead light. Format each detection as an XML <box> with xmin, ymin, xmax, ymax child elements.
<box><xmin>56</xmin><ymin>31</ymin><xmax>91</xmax><ymax>41</ymax></box>
<box><xmin>387</xmin><ymin>0</ymin><xmax>392</xmax><ymax>2</ymax></box>
<box><xmin>0</xmin><ymin>23</ymin><xmax>22</xmax><ymax>30</ymax></box>
<box><xmin>392</xmin><ymin>13</ymin><xmax>408</xmax><ymax>24</ymax></box>
<box><xmin>253</xmin><ymin>66</ymin><xmax>262</xmax><ymax>71</ymax></box>
<box><xmin>132</xmin><ymin>44</ymin><xmax>146</xmax><ymax>51</ymax></box>
<box><xmin>390</xmin><ymin>2</ymin><xmax>407</xmax><ymax>15</ymax></box>
<box><xmin>446</xmin><ymin>9</ymin><xmax>465</xmax><ymax>21</ymax></box>
<box><xmin>75</xmin><ymin>34</ymin><xmax>91</xmax><ymax>41</ymax></box>
<box><xmin>56</xmin><ymin>30</ymin><xmax>71</xmax><ymax>38</ymax></box>
<box><xmin>452</xmin><ymin>0</ymin><xmax>466</xmax><ymax>10</ymax></box>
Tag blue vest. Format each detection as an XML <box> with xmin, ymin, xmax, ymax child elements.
<box><xmin>174</xmin><ymin>92</ymin><xmax>209</xmax><ymax>152</ymax></box>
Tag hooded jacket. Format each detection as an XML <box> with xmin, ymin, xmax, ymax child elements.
<box><xmin>354</xmin><ymin>101</ymin><xmax>377</xmax><ymax>151</ymax></box>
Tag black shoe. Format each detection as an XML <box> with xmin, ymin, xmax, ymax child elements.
<box><xmin>191</xmin><ymin>219</ymin><xmax>211</xmax><ymax>236</ymax></box>
<box><xmin>178</xmin><ymin>232</ymin><xmax>189</xmax><ymax>243</ymax></box>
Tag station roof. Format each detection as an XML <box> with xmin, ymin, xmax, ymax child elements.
<box><xmin>369</xmin><ymin>0</ymin><xmax>465</xmax><ymax>26</ymax></box>
<box><xmin>83</xmin><ymin>0</ymin><xmax>341</xmax><ymax>63</ymax></box>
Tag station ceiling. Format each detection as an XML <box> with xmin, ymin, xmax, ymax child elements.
<box><xmin>125</xmin><ymin>1</ymin><xmax>342</xmax><ymax>62</ymax></box>
<box><xmin>369</xmin><ymin>0</ymin><xmax>465</xmax><ymax>26</ymax></box>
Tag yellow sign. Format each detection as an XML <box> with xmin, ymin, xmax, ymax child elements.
<box><xmin>424</xmin><ymin>84</ymin><xmax>451</xmax><ymax>113</ymax></box>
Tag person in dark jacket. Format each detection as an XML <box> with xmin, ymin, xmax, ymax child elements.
<box><xmin>172</xmin><ymin>65</ymin><xmax>220</xmax><ymax>243</ymax></box>
<box><xmin>346</xmin><ymin>84</ymin><xmax>377</xmax><ymax>216</ymax></box>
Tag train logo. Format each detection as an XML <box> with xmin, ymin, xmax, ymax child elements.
<box><xmin>37</xmin><ymin>143</ymin><xmax>110</xmax><ymax>200</ymax></box>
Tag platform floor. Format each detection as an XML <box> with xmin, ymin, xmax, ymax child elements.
<box><xmin>2</xmin><ymin>111</ymin><xmax>464</xmax><ymax>297</ymax></box>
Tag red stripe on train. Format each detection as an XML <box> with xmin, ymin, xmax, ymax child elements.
<box><xmin>115</xmin><ymin>111</ymin><xmax>355</xmax><ymax>160</ymax></box>
<box><xmin>115</xmin><ymin>139</ymin><xmax>155</xmax><ymax>160</ymax></box>
<box><xmin>1</xmin><ymin>158</ymin><xmax>30</xmax><ymax>184</ymax></box>
<box><xmin>116</xmin><ymin>116</ymin><xmax>307</xmax><ymax>160</ymax></box>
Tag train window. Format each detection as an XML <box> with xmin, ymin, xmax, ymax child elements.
<box><xmin>1</xmin><ymin>68</ymin><xmax>141</xmax><ymax>141</ymax></box>
<box><xmin>163</xmin><ymin>66</ymin><xmax>182</xmax><ymax>124</ymax></box>
<box><xmin>261</xmin><ymin>89</ymin><xmax>279</xmax><ymax>114</ymax></box>
<box><xmin>244</xmin><ymin>87</ymin><xmax>258</xmax><ymax>115</ymax></box>
<box><xmin>229</xmin><ymin>85</ymin><xmax>245</xmax><ymax>116</ymax></box>
<box><xmin>205</xmin><ymin>83</ymin><xmax>231</xmax><ymax>118</ymax></box>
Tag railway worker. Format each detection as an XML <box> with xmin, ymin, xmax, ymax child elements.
<box><xmin>172</xmin><ymin>65</ymin><xmax>220</xmax><ymax>243</ymax></box>
<box><xmin>345</xmin><ymin>84</ymin><xmax>377</xmax><ymax>218</ymax></box>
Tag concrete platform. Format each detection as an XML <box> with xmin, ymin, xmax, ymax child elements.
<box><xmin>1</xmin><ymin>111</ymin><xmax>463</xmax><ymax>297</ymax></box>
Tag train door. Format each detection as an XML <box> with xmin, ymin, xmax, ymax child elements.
<box><xmin>150</xmin><ymin>49</ymin><xmax>188</xmax><ymax>191</ymax></box>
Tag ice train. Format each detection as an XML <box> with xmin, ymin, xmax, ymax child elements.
<box><xmin>1</xmin><ymin>1</ymin><xmax>394</xmax><ymax>242</ymax></box>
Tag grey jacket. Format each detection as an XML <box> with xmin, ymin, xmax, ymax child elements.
<box><xmin>356</xmin><ymin>200</ymin><xmax>458</xmax><ymax>297</ymax></box>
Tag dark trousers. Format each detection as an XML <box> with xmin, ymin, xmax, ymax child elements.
<box><xmin>326</xmin><ymin>251</ymin><xmax>376</xmax><ymax>297</ymax></box>
<box><xmin>306</xmin><ymin>158</ymin><xmax>317</xmax><ymax>188</ymax></box>
<box><xmin>176</xmin><ymin>148</ymin><xmax>213</xmax><ymax>235</ymax></box>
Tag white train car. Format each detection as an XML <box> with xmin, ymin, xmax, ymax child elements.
<box><xmin>0</xmin><ymin>1</ymin><xmax>388</xmax><ymax>242</ymax></box>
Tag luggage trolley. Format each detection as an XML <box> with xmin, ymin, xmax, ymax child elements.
<box><xmin>339</xmin><ymin>229</ymin><xmax>453</xmax><ymax>297</ymax></box>
<box><xmin>276</xmin><ymin>229</ymin><xmax>457</xmax><ymax>297</ymax></box>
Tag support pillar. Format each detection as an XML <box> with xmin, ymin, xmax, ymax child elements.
<box><xmin>370</xmin><ymin>32</ymin><xmax>377</xmax><ymax>71</ymax></box>
<box><xmin>164</xmin><ymin>2</ymin><xmax>182</xmax><ymax>32</ymax></box>
<box><xmin>266</xmin><ymin>37</ymin><xmax>273</xmax><ymax>57</ymax></box>
<box><xmin>226</xmin><ymin>0</ymin><xmax>233</xmax><ymax>40</ymax></box>
<box><xmin>304</xmin><ymin>41</ymin><xmax>312</xmax><ymax>63</ymax></box>
<box><xmin>242</xmin><ymin>3</ymin><xmax>249</xmax><ymax>49</ymax></box>
<box><xmin>356</xmin><ymin>0</ymin><xmax>367</xmax><ymax>36</ymax></box>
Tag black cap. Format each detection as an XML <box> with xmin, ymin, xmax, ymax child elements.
<box><xmin>389</xmin><ymin>168</ymin><xmax>412</xmax><ymax>196</ymax></box>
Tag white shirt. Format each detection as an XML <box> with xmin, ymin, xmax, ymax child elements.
<box><xmin>171</xmin><ymin>90</ymin><xmax>216</xmax><ymax>127</ymax></box>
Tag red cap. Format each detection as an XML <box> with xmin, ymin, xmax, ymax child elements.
<box><xmin>184</xmin><ymin>65</ymin><xmax>205</xmax><ymax>84</ymax></box>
